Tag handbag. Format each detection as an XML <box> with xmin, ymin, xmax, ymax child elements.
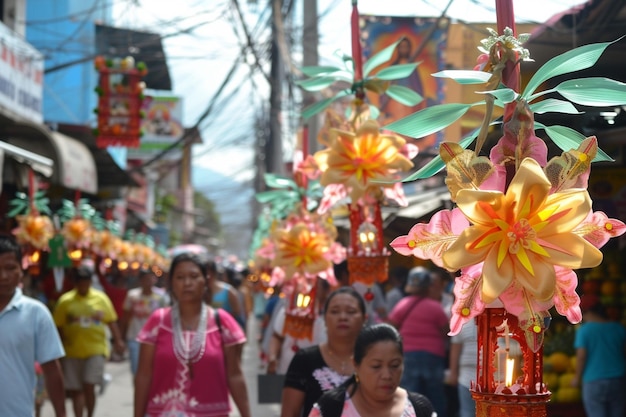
<box><xmin>257</xmin><ymin>373</ymin><xmax>286</xmax><ymax>404</ymax></box>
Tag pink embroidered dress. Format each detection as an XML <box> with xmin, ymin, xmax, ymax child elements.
<box><xmin>137</xmin><ymin>306</ymin><xmax>246</xmax><ymax>417</ymax></box>
<box><xmin>308</xmin><ymin>391</ymin><xmax>418</xmax><ymax>417</ymax></box>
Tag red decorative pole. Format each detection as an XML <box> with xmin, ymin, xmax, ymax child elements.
<box><xmin>345</xmin><ymin>0</ymin><xmax>389</xmax><ymax>289</ymax></box>
<box><xmin>471</xmin><ymin>3</ymin><xmax>550</xmax><ymax>416</ymax></box>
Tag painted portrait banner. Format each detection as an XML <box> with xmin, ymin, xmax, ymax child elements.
<box><xmin>127</xmin><ymin>93</ymin><xmax>184</xmax><ymax>160</ymax></box>
<box><xmin>361</xmin><ymin>16</ymin><xmax>449</xmax><ymax>151</ymax></box>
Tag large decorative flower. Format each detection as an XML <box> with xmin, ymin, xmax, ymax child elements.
<box><xmin>314</xmin><ymin>120</ymin><xmax>413</xmax><ymax>203</ymax></box>
<box><xmin>272</xmin><ymin>222</ymin><xmax>333</xmax><ymax>279</ymax></box>
<box><xmin>443</xmin><ymin>157</ymin><xmax>602</xmax><ymax>304</ymax></box>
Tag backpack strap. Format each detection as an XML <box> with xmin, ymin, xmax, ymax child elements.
<box><xmin>407</xmin><ymin>391</ymin><xmax>435</xmax><ymax>417</ymax></box>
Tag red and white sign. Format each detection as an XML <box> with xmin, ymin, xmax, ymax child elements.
<box><xmin>0</xmin><ymin>22</ymin><xmax>44</xmax><ymax>123</ymax></box>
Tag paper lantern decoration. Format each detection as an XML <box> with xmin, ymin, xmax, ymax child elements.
<box><xmin>93</xmin><ymin>56</ymin><xmax>147</xmax><ymax>148</ymax></box>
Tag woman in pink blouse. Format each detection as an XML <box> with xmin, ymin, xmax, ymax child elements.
<box><xmin>133</xmin><ymin>252</ymin><xmax>251</xmax><ymax>417</ymax></box>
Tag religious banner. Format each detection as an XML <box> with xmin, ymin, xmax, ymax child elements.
<box><xmin>127</xmin><ymin>94</ymin><xmax>184</xmax><ymax>161</ymax></box>
<box><xmin>361</xmin><ymin>16</ymin><xmax>449</xmax><ymax>151</ymax></box>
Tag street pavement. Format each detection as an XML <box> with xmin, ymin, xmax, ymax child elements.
<box><xmin>42</xmin><ymin>317</ymin><xmax>282</xmax><ymax>417</ymax></box>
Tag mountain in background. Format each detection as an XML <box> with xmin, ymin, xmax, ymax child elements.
<box><xmin>192</xmin><ymin>165</ymin><xmax>255</xmax><ymax>259</ymax></box>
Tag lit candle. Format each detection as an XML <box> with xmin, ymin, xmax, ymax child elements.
<box><xmin>505</xmin><ymin>357</ymin><xmax>515</xmax><ymax>387</ymax></box>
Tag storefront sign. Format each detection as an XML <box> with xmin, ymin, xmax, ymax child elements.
<box><xmin>0</xmin><ymin>22</ymin><xmax>44</xmax><ymax>123</ymax></box>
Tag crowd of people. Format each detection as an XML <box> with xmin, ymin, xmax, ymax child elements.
<box><xmin>2</xmin><ymin>232</ymin><xmax>626</xmax><ymax>417</ymax></box>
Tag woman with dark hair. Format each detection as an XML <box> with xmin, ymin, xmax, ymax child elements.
<box><xmin>388</xmin><ymin>266</ymin><xmax>449</xmax><ymax>417</ymax></box>
<box><xmin>133</xmin><ymin>252</ymin><xmax>251</xmax><ymax>417</ymax></box>
<box><xmin>308</xmin><ymin>323</ymin><xmax>434</xmax><ymax>417</ymax></box>
<box><xmin>280</xmin><ymin>286</ymin><xmax>367</xmax><ymax>417</ymax></box>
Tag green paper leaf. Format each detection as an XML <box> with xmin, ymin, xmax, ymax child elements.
<box><xmin>432</xmin><ymin>70</ymin><xmax>491</xmax><ymax>84</ymax></box>
<box><xmin>264</xmin><ymin>173</ymin><xmax>297</xmax><ymax>190</ymax></box>
<box><xmin>554</xmin><ymin>77</ymin><xmax>626</xmax><ymax>107</ymax></box>
<box><xmin>385</xmin><ymin>85</ymin><xmax>423</xmax><ymax>106</ymax></box>
<box><xmin>7</xmin><ymin>203</ymin><xmax>27</xmax><ymax>218</ymax></box>
<box><xmin>476</xmin><ymin>88</ymin><xmax>518</xmax><ymax>104</ymax></box>
<box><xmin>302</xmin><ymin>90</ymin><xmax>350</xmax><ymax>119</ymax></box>
<box><xmin>363</xmin><ymin>39</ymin><xmax>401</xmax><ymax>77</ymax></box>
<box><xmin>529</xmin><ymin>99</ymin><xmax>582</xmax><ymax>114</ymax></box>
<box><xmin>522</xmin><ymin>38</ymin><xmax>622</xmax><ymax>100</ymax></box>
<box><xmin>538</xmin><ymin>123</ymin><xmax>613</xmax><ymax>162</ymax></box>
<box><xmin>384</xmin><ymin>103</ymin><xmax>474</xmax><ymax>139</ymax></box>
<box><xmin>400</xmin><ymin>134</ymin><xmax>477</xmax><ymax>182</ymax></box>
<box><xmin>295</xmin><ymin>76</ymin><xmax>340</xmax><ymax>92</ymax></box>
<box><xmin>369</xmin><ymin>105</ymin><xmax>380</xmax><ymax>120</ymax></box>
<box><xmin>300</xmin><ymin>65</ymin><xmax>344</xmax><ymax>77</ymax></box>
<box><xmin>374</xmin><ymin>63</ymin><xmax>419</xmax><ymax>80</ymax></box>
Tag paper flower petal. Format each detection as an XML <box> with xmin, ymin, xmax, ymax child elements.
<box><xmin>449</xmin><ymin>264</ymin><xmax>485</xmax><ymax>336</ymax></box>
<box><xmin>391</xmin><ymin>208</ymin><xmax>469</xmax><ymax>267</ymax></box>
<box><xmin>574</xmin><ymin>210</ymin><xmax>626</xmax><ymax>249</ymax></box>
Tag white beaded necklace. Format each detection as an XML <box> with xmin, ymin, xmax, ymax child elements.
<box><xmin>171</xmin><ymin>302</ymin><xmax>208</xmax><ymax>378</ymax></box>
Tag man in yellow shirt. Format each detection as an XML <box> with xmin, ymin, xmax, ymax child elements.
<box><xmin>54</xmin><ymin>265</ymin><xmax>125</xmax><ymax>417</ymax></box>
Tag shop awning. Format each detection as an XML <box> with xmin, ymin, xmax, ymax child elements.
<box><xmin>2</xmin><ymin>122</ymin><xmax>98</xmax><ymax>194</ymax></box>
<box><xmin>0</xmin><ymin>140</ymin><xmax>54</xmax><ymax>177</ymax></box>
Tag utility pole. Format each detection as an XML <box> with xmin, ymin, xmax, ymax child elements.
<box><xmin>267</xmin><ymin>0</ymin><xmax>285</xmax><ymax>175</ymax></box>
<box><xmin>302</xmin><ymin>0</ymin><xmax>320</xmax><ymax>154</ymax></box>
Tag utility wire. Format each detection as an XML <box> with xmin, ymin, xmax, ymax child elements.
<box><xmin>231</xmin><ymin>0</ymin><xmax>271</xmax><ymax>82</ymax></box>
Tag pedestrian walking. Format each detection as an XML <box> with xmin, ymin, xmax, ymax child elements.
<box><xmin>53</xmin><ymin>264</ymin><xmax>125</xmax><ymax>417</ymax></box>
<box><xmin>133</xmin><ymin>252</ymin><xmax>251</xmax><ymax>417</ymax></box>
<box><xmin>573</xmin><ymin>295</ymin><xmax>626</xmax><ymax>417</ymax></box>
<box><xmin>120</xmin><ymin>268</ymin><xmax>169</xmax><ymax>375</ymax></box>
<box><xmin>280</xmin><ymin>286</ymin><xmax>367</xmax><ymax>417</ymax></box>
<box><xmin>388</xmin><ymin>266</ymin><xmax>449</xmax><ymax>417</ymax></box>
<box><xmin>0</xmin><ymin>235</ymin><xmax>66</xmax><ymax>417</ymax></box>
<box><xmin>308</xmin><ymin>323</ymin><xmax>434</xmax><ymax>417</ymax></box>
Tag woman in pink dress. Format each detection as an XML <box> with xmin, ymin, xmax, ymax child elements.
<box><xmin>133</xmin><ymin>252</ymin><xmax>251</xmax><ymax>417</ymax></box>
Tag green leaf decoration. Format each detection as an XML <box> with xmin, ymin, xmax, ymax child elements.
<box><xmin>476</xmin><ymin>88</ymin><xmax>518</xmax><ymax>104</ymax></box>
<box><xmin>554</xmin><ymin>77</ymin><xmax>626</xmax><ymax>107</ymax></box>
<box><xmin>522</xmin><ymin>38</ymin><xmax>622</xmax><ymax>100</ymax></box>
<box><xmin>537</xmin><ymin>123</ymin><xmax>613</xmax><ymax>162</ymax></box>
<box><xmin>295</xmin><ymin>76</ymin><xmax>342</xmax><ymax>92</ymax></box>
<box><xmin>264</xmin><ymin>173</ymin><xmax>297</xmax><ymax>190</ymax></box>
<box><xmin>400</xmin><ymin>134</ymin><xmax>478</xmax><ymax>182</ymax></box>
<box><xmin>256</xmin><ymin>190</ymin><xmax>299</xmax><ymax>204</ymax></box>
<box><xmin>363</xmin><ymin>39</ymin><xmax>401</xmax><ymax>77</ymax></box>
<box><xmin>300</xmin><ymin>65</ymin><xmax>344</xmax><ymax>77</ymax></box>
<box><xmin>302</xmin><ymin>90</ymin><xmax>350</xmax><ymax>119</ymax></box>
<box><xmin>385</xmin><ymin>85</ymin><xmax>423</xmax><ymax>106</ymax></box>
<box><xmin>529</xmin><ymin>98</ymin><xmax>582</xmax><ymax>114</ymax></box>
<box><xmin>369</xmin><ymin>105</ymin><xmax>380</xmax><ymax>120</ymax></box>
<box><xmin>432</xmin><ymin>70</ymin><xmax>491</xmax><ymax>84</ymax></box>
<box><xmin>384</xmin><ymin>103</ymin><xmax>475</xmax><ymax>139</ymax></box>
<box><xmin>91</xmin><ymin>212</ymin><xmax>106</xmax><ymax>231</ymax></box>
<box><xmin>374</xmin><ymin>63</ymin><xmax>419</xmax><ymax>81</ymax></box>
<box><xmin>7</xmin><ymin>199</ymin><xmax>28</xmax><ymax>217</ymax></box>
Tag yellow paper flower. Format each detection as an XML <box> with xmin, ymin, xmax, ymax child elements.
<box><xmin>61</xmin><ymin>218</ymin><xmax>92</xmax><ymax>248</ymax></box>
<box><xmin>314</xmin><ymin>120</ymin><xmax>413</xmax><ymax>202</ymax></box>
<box><xmin>443</xmin><ymin>158</ymin><xmax>602</xmax><ymax>303</ymax></box>
<box><xmin>14</xmin><ymin>214</ymin><xmax>55</xmax><ymax>250</ymax></box>
<box><xmin>272</xmin><ymin>222</ymin><xmax>332</xmax><ymax>279</ymax></box>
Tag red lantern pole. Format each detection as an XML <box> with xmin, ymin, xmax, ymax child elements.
<box><xmin>471</xmin><ymin>6</ymin><xmax>550</xmax><ymax>416</ymax></box>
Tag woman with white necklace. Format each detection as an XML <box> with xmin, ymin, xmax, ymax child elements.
<box><xmin>133</xmin><ymin>253</ymin><xmax>251</xmax><ymax>417</ymax></box>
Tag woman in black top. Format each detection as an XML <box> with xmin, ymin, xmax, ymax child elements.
<box><xmin>281</xmin><ymin>287</ymin><xmax>367</xmax><ymax>417</ymax></box>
